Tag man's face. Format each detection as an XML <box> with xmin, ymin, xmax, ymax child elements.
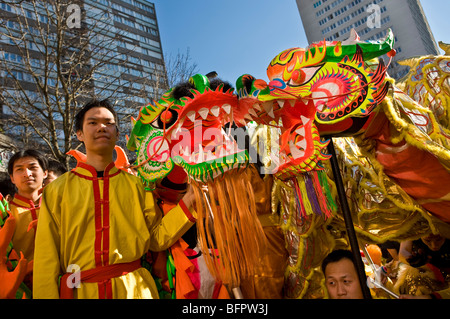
<box><xmin>43</xmin><ymin>171</ymin><xmax>59</xmax><ymax>187</ymax></box>
<box><xmin>76</xmin><ymin>107</ymin><xmax>118</xmax><ymax>155</ymax></box>
<box><xmin>421</xmin><ymin>234</ymin><xmax>446</xmax><ymax>252</ymax></box>
<box><xmin>10</xmin><ymin>156</ymin><xmax>47</xmax><ymax>194</ymax></box>
<box><xmin>325</xmin><ymin>258</ymin><xmax>364</xmax><ymax>299</ymax></box>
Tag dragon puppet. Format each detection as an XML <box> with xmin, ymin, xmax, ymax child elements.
<box><xmin>126</xmin><ymin>73</ymin><xmax>287</xmax><ymax>298</ymax></box>
<box><xmin>396</xmin><ymin>41</ymin><xmax>450</xmax><ymax>129</ymax></box>
<box><xmin>233</xmin><ymin>29</ymin><xmax>450</xmax><ymax>298</ymax></box>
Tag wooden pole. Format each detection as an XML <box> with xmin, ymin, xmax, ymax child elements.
<box><xmin>327</xmin><ymin>138</ymin><xmax>372</xmax><ymax>299</ymax></box>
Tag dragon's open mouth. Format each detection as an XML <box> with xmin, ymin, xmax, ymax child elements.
<box><xmin>167</xmin><ymin>97</ymin><xmax>249</xmax><ymax>182</ymax></box>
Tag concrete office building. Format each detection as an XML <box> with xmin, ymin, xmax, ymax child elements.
<box><xmin>296</xmin><ymin>0</ymin><xmax>439</xmax><ymax>79</ymax></box>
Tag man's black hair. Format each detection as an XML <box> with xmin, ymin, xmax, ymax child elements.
<box><xmin>47</xmin><ymin>159</ymin><xmax>68</xmax><ymax>176</ymax></box>
<box><xmin>74</xmin><ymin>99</ymin><xmax>118</xmax><ymax>133</ymax></box>
<box><xmin>8</xmin><ymin>149</ymin><xmax>48</xmax><ymax>175</ymax></box>
<box><xmin>321</xmin><ymin>249</ymin><xmax>357</xmax><ymax>274</ymax></box>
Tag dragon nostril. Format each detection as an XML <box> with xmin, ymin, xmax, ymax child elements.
<box><xmin>254</xmin><ymin>79</ymin><xmax>268</xmax><ymax>90</ymax></box>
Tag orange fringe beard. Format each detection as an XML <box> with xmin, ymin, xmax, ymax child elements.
<box><xmin>191</xmin><ymin>167</ymin><xmax>266</xmax><ymax>289</ymax></box>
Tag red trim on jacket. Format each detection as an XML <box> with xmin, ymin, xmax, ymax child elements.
<box><xmin>71</xmin><ymin>162</ymin><xmax>118</xmax><ymax>298</ymax></box>
<box><xmin>179</xmin><ymin>199</ymin><xmax>196</xmax><ymax>223</ymax></box>
<box><xmin>10</xmin><ymin>193</ymin><xmax>41</xmax><ymax>220</ymax></box>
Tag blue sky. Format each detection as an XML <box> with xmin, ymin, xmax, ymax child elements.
<box><xmin>152</xmin><ymin>0</ymin><xmax>449</xmax><ymax>86</ymax></box>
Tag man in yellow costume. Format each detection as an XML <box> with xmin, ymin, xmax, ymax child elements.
<box><xmin>6</xmin><ymin>149</ymin><xmax>48</xmax><ymax>297</ymax></box>
<box><xmin>8</xmin><ymin>150</ymin><xmax>48</xmax><ymax>263</ymax></box>
<box><xmin>33</xmin><ymin>99</ymin><xmax>197</xmax><ymax>299</ymax></box>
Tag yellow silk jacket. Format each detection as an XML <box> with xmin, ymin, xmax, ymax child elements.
<box><xmin>33</xmin><ymin>162</ymin><xmax>196</xmax><ymax>299</ymax></box>
<box><xmin>9</xmin><ymin>194</ymin><xmax>41</xmax><ymax>261</ymax></box>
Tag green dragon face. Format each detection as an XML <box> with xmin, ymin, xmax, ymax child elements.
<box><xmin>127</xmin><ymin>74</ymin><xmax>249</xmax><ymax>185</ymax></box>
<box><xmin>127</xmin><ymin>88</ymin><xmax>181</xmax><ymax>188</ymax></box>
<box><xmin>235</xmin><ymin>29</ymin><xmax>394</xmax><ymax>180</ymax></box>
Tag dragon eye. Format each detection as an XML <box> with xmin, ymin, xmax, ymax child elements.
<box><xmin>151</xmin><ymin>109</ymin><xmax>179</xmax><ymax>130</ymax></box>
<box><xmin>288</xmin><ymin>65</ymin><xmax>324</xmax><ymax>87</ymax></box>
<box><xmin>160</xmin><ymin>110</ymin><xmax>173</xmax><ymax>123</ymax></box>
<box><xmin>291</xmin><ymin>69</ymin><xmax>305</xmax><ymax>84</ymax></box>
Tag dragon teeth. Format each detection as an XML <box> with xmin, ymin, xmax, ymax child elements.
<box><xmin>187</xmin><ymin>111</ymin><xmax>196</xmax><ymax>122</ymax></box>
<box><xmin>181</xmin><ymin>103</ymin><xmax>236</xmax><ymax>124</ymax></box>
<box><xmin>198</xmin><ymin>108</ymin><xmax>209</xmax><ymax>120</ymax></box>
<box><xmin>210</xmin><ymin>105</ymin><xmax>220</xmax><ymax>117</ymax></box>
<box><xmin>197</xmin><ymin>144</ymin><xmax>205</xmax><ymax>161</ymax></box>
<box><xmin>300</xmin><ymin>115</ymin><xmax>310</xmax><ymax>125</ymax></box>
<box><xmin>295</xmin><ymin>126</ymin><xmax>305</xmax><ymax>136</ymax></box>
<box><xmin>205</xmin><ymin>150</ymin><xmax>215</xmax><ymax>161</ymax></box>
<box><xmin>277</xmin><ymin>100</ymin><xmax>285</xmax><ymax>108</ymax></box>
<box><xmin>267</xmin><ymin>107</ymin><xmax>275</xmax><ymax>118</ymax></box>
<box><xmin>263</xmin><ymin>102</ymin><xmax>275</xmax><ymax>118</ymax></box>
<box><xmin>248</xmin><ymin>108</ymin><xmax>258</xmax><ymax>118</ymax></box>
<box><xmin>296</xmin><ymin>139</ymin><xmax>307</xmax><ymax>150</ymax></box>
<box><xmin>173</xmin><ymin>119</ymin><xmax>184</xmax><ymax>136</ymax></box>
<box><xmin>253</xmin><ymin>103</ymin><xmax>262</xmax><ymax>111</ymax></box>
<box><xmin>288</xmin><ymin>141</ymin><xmax>305</xmax><ymax>159</ymax></box>
<box><xmin>222</xmin><ymin>104</ymin><xmax>231</xmax><ymax>114</ymax></box>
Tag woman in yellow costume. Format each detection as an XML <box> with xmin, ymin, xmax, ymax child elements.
<box><xmin>33</xmin><ymin>99</ymin><xmax>197</xmax><ymax>299</ymax></box>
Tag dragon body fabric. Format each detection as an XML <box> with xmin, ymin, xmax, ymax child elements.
<box><xmin>127</xmin><ymin>74</ymin><xmax>270</xmax><ymax>294</ymax></box>
<box><xmin>234</xmin><ymin>29</ymin><xmax>450</xmax><ymax>298</ymax></box>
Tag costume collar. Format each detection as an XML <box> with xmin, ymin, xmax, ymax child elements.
<box><xmin>72</xmin><ymin>162</ymin><xmax>121</xmax><ymax>179</ymax></box>
<box><xmin>10</xmin><ymin>193</ymin><xmax>42</xmax><ymax>209</ymax></box>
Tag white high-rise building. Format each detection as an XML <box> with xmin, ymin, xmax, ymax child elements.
<box><xmin>296</xmin><ymin>0</ymin><xmax>439</xmax><ymax>79</ymax></box>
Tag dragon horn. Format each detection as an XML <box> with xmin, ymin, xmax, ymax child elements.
<box><xmin>114</xmin><ymin>146</ymin><xmax>133</xmax><ymax>174</ymax></box>
<box><xmin>397</xmin><ymin>57</ymin><xmax>421</xmax><ymax>68</ymax></box>
<box><xmin>439</xmin><ymin>41</ymin><xmax>450</xmax><ymax>55</ymax></box>
<box><xmin>189</xmin><ymin>74</ymin><xmax>210</xmax><ymax>93</ymax></box>
<box><xmin>341</xmin><ymin>28</ymin><xmax>361</xmax><ymax>45</ymax></box>
<box><xmin>310</xmin><ymin>28</ymin><xmax>395</xmax><ymax>62</ymax></box>
<box><xmin>350</xmin><ymin>28</ymin><xmax>394</xmax><ymax>60</ymax></box>
<box><xmin>114</xmin><ymin>146</ymin><xmax>129</xmax><ymax>168</ymax></box>
<box><xmin>66</xmin><ymin>150</ymin><xmax>87</xmax><ymax>163</ymax></box>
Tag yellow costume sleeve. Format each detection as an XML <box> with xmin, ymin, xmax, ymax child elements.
<box><xmin>144</xmin><ymin>191</ymin><xmax>196</xmax><ymax>252</ymax></box>
<box><xmin>32</xmin><ymin>186</ymin><xmax>61</xmax><ymax>299</ymax></box>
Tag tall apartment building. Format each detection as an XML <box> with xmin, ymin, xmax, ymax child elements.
<box><xmin>296</xmin><ymin>0</ymin><xmax>439</xmax><ymax>79</ymax></box>
<box><xmin>0</xmin><ymin>0</ymin><xmax>166</xmax><ymax>165</ymax></box>
<box><xmin>86</xmin><ymin>0</ymin><xmax>167</xmax><ymax>111</ymax></box>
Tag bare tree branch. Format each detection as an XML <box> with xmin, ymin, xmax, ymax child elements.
<box><xmin>164</xmin><ymin>47</ymin><xmax>199</xmax><ymax>88</ymax></box>
<box><xmin>0</xmin><ymin>1</ymin><xmax>199</xmax><ymax>168</ymax></box>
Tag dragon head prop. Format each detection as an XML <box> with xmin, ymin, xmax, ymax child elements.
<box><xmin>127</xmin><ymin>73</ymin><xmax>250</xmax><ymax>187</ymax></box>
<box><xmin>127</xmin><ymin>73</ymin><xmax>265</xmax><ymax>288</ymax></box>
<box><xmin>235</xmin><ymin>29</ymin><xmax>394</xmax><ymax>181</ymax></box>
